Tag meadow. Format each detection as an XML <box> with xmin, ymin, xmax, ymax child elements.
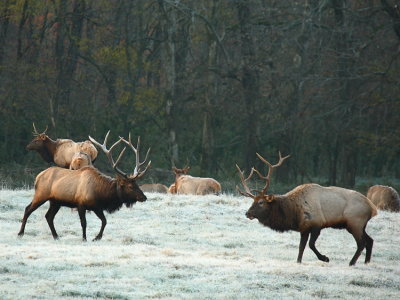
<box><xmin>0</xmin><ymin>189</ymin><xmax>399</xmax><ymax>299</ymax></box>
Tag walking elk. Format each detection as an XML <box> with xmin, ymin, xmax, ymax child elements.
<box><xmin>18</xmin><ymin>131</ymin><xmax>151</xmax><ymax>241</ymax></box>
<box><xmin>236</xmin><ymin>152</ymin><xmax>377</xmax><ymax>266</ymax></box>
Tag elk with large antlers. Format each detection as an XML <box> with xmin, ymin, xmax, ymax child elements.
<box><xmin>18</xmin><ymin>131</ymin><xmax>151</xmax><ymax>241</ymax></box>
<box><xmin>237</xmin><ymin>152</ymin><xmax>377</xmax><ymax>266</ymax></box>
<box><xmin>26</xmin><ymin>123</ymin><xmax>98</xmax><ymax>168</ymax></box>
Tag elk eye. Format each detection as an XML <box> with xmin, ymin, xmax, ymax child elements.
<box><xmin>257</xmin><ymin>199</ymin><xmax>264</xmax><ymax>206</ymax></box>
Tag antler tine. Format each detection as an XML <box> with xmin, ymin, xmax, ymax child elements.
<box><xmin>32</xmin><ymin>123</ymin><xmax>47</xmax><ymax>136</ymax></box>
<box><xmin>32</xmin><ymin>123</ymin><xmax>39</xmax><ymax>136</ymax></box>
<box><xmin>120</xmin><ymin>133</ymin><xmax>151</xmax><ymax>179</ymax></box>
<box><xmin>256</xmin><ymin>151</ymin><xmax>290</xmax><ymax>195</ymax></box>
<box><xmin>235</xmin><ymin>164</ymin><xmax>256</xmax><ymax>198</ymax></box>
<box><xmin>89</xmin><ymin>130</ymin><xmax>127</xmax><ymax>177</ymax></box>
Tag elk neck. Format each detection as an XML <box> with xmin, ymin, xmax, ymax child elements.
<box><xmin>37</xmin><ymin>137</ymin><xmax>58</xmax><ymax>163</ymax></box>
<box><xmin>259</xmin><ymin>194</ymin><xmax>302</xmax><ymax>232</ymax></box>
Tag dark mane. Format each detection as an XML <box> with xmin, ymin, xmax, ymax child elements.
<box><xmin>84</xmin><ymin>168</ymin><xmax>124</xmax><ymax>213</ymax></box>
<box><xmin>258</xmin><ymin>195</ymin><xmax>302</xmax><ymax>232</ymax></box>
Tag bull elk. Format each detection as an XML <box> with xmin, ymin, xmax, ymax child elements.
<box><xmin>172</xmin><ymin>166</ymin><xmax>221</xmax><ymax>195</ymax></box>
<box><xmin>26</xmin><ymin>123</ymin><xmax>98</xmax><ymax>168</ymax></box>
<box><xmin>18</xmin><ymin>131</ymin><xmax>151</xmax><ymax>241</ymax></box>
<box><xmin>367</xmin><ymin>185</ymin><xmax>400</xmax><ymax>212</ymax></box>
<box><xmin>236</xmin><ymin>152</ymin><xmax>377</xmax><ymax>266</ymax></box>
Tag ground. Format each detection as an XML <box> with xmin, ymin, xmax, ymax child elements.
<box><xmin>0</xmin><ymin>189</ymin><xmax>399</xmax><ymax>299</ymax></box>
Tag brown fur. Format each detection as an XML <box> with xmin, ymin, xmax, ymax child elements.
<box><xmin>27</xmin><ymin>134</ymin><xmax>98</xmax><ymax>168</ymax></box>
<box><xmin>69</xmin><ymin>152</ymin><xmax>92</xmax><ymax>170</ymax></box>
<box><xmin>168</xmin><ymin>183</ymin><xmax>176</xmax><ymax>194</ymax></box>
<box><xmin>140</xmin><ymin>183</ymin><xmax>168</xmax><ymax>193</ymax></box>
<box><xmin>172</xmin><ymin>167</ymin><xmax>221</xmax><ymax>195</ymax></box>
<box><xmin>18</xmin><ymin>166</ymin><xmax>146</xmax><ymax>241</ymax></box>
<box><xmin>367</xmin><ymin>185</ymin><xmax>400</xmax><ymax>212</ymax></box>
<box><xmin>246</xmin><ymin>183</ymin><xmax>377</xmax><ymax>266</ymax></box>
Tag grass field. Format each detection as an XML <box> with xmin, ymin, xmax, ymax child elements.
<box><xmin>0</xmin><ymin>189</ymin><xmax>399</xmax><ymax>299</ymax></box>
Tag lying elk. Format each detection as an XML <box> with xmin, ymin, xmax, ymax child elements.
<box><xmin>168</xmin><ymin>183</ymin><xmax>176</xmax><ymax>194</ymax></box>
<box><xmin>172</xmin><ymin>166</ymin><xmax>221</xmax><ymax>195</ymax></box>
<box><xmin>18</xmin><ymin>131</ymin><xmax>151</xmax><ymax>241</ymax></box>
<box><xmin>26</xmin><ymin>123</ymin><xmax>98</xmax><ymax>168</ymax></box>
<box><xmin>236</xmin><ymin>152</ymin><xmax>377</xmax><ymax>266</ymax></box>
<box><xmin>140</xmin><ymin>183</ymin><xmax>168</xmax><ymax>194</ymax></box>
<box><xmin>367</xmin><ymin>185</ymin><xmax>400</xmax><ymax>212</ymax></box>
<box><xmin>69</xmin><ymin>152</ymin><xmax>92</xmax><ymax>170</ymax></box>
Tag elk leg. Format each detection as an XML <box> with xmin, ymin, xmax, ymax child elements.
<box><xmin>364</xmin><ymin>230</ymin><xmax>373</xmax><ymax>264</ymax></box>
<box><xmin>309</xmin><ymin>228</ymin><xmax>329</xmax><ymax>262</ymax></box>
<box><xmin>297</xmin><ymin>232</ymin><xmax>310</xmax><ymax>263</ymax></box>
<box><xmin>92</xmin><ymin>209</ymin><xmax>107</xmax><ymax>241</ymax></box>
<box><xmin>45</xmin><ymin>201</ymin><xmax>61</xmax><ymax>240</ymax></box>
<box><xmin>78</xmin><ymin>206</ymin><xmax>87</xmax><ymax>241</ymax></box>
<box><xmin>348</xmin><ymin>226</ymin><xmax>366</xmax><ymax>266</ymax></box>
<box><xmin>18</xmin><ymin>200</ymin><xmax>46</xmax><ymax>237</ymax></box>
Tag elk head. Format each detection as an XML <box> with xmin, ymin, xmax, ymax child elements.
<box><xmin>236</xmin><ymin>152</ymin><xmax>290</xmax><ymax>220</ymax></box>
<box><xmin>172</xmin><ymin>166</ymin><xmax>190</xmax><ymax>178</ymax></box>
<box><xmin>89</xmin><ymin>131</ymin><xmax>151</xmax><ymax>205</ymax></box>
<box><xmin>26</xmin><ymin>123</ymin><xmax>49</xmax><ymax>150</ymax></box>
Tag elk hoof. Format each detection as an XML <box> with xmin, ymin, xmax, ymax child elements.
<box><xmin>320</xmin><ymin>255</ymin><xmax>329</xmax><ymax>262</ymax></box>
<box><xmin>93</xmin><ymin>236</ymin><xmax>102</xmax><ymax>241</ymax></box>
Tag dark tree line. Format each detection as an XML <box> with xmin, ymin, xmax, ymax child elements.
<box><xmin>0</xmin><ymin>0</ymin><xmax>399</xmax><ymax>190</ymax></box>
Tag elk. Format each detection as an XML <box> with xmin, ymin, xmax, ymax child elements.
<box><xmin>69</xmin><ymin>152</ymin><xmax>92</xmax><ymax>170</ymax></box>
<box><xmin>140</xmin><ymin>183</ymin><xmax>168</xmax><ymax>194</ymax></box>
<box><xmin>236</xmin><ymin>152</ymin><xmax>377</xmax><ymax>266</ymax></box>
<box><xmin>168</xmin><ymin>183</ymin><xmax>176</xmax><ymax>194</ymax></box>
<box><xmin>18</xmin><ymin>131</ymin><xmax>151</xmax><ymax>241</ymax></box>
<box><xmin>172</xmin><ymin>166</ymin><xmax>221</xmax><ymax>195</ymax></box>
<box><xmin>26</xmin><ymin>123</ymin><xmax>98</xmax><ymax>168</ymax></box>
<box><xmin>367</xmin><ymin>185</ymin><xmax>400</xmax><ymax>212</ymax></box>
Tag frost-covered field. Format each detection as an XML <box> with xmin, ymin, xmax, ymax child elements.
<box><xmin>0</xmin><ymin>189</ymin><xmax>399</xmax><ymax>300</ymax></box>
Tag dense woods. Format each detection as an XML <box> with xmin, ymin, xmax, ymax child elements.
<box><xmin>0</xmin><ymin>0</ymin><xmax>399</xmax><ymax>190</ymax></box>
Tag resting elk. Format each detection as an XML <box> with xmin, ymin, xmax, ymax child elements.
<box><xmin>26</xmin><ymin>123</ymin><xmax>98</xmax><ymax>168</ymax></box>
<box><xmin>69</xmin><ymin>152</ymin><xmax>92</xmax><ymax>170</ymax></box>
<box><xmin>367</xmin><ymin>185</ymin><xmax>400</xmax><ymax>212</ymax></box>
<box><xmin>18</xmin><ymin>131</ymin><xmax>151</xmax><ymax>241</ymax></box>
<box><xmin>172</xmin><ymin>166</ymin><xmax>221</xmax><ymax>195</ymax></box>
<box><xmin>236</xmin><ymin>152</ymin><xmax>377</xmax><ymax>266</ymax></box>
<box><xmin>140</xmin><ymin>183</ymin><xmax>168</xmax><ymax>194</ymax></box>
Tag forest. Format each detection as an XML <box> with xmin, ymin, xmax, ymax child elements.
<box><xmin>0</xmin><ymin>0</ymin><xmax>399</xmax><ymax>191</ymax></box>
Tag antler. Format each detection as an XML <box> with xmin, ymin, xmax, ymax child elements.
<box><xmin>120</xmin><ymin>133</ymin><xmax>151</xmax><ymax>179</ymax></box>
<box><xmin>235</xmin><ymin>164</ymin><xmax>256</xmax><ymax>198</ymax></box>
<box><xmin>236</xmin><ymin>151</ymin><xmax>290</xmax><ymax>199</ymax></box>
<box><xmin>255</xmin><ymin>151</ymin><xmax>290</xmax><ymax>195</ymax></box>
<box><xmin>32</xmin><ymin>123</ymin><xmax>48</xmax><ymax>136</ymax></box>
<box><xmin>89</xmin><ymin>131</ymin><xmax>127</xmax><ymax>177</ymax></box>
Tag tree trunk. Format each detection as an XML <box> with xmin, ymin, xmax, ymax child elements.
<box><xmin>236</xmin><ymin>1</ymin><xmax>261</xmax><ymax>170</ymax></box>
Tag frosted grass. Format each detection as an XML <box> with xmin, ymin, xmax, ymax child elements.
<box><xmin>0</xmin><ymin>189</ymin><xmax>399</xmax><ymax>299</ymax></box>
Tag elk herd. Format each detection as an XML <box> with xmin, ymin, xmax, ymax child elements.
<box><xmin>17</xmin><ymin>124</ymin><xmax>400</xmax><ymax>266</ymax></box>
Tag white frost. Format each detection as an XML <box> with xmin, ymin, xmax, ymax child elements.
<box><xmin>0</xmin><ymin>190</ymin><xmax>399</xmax><ymax>299</ymax></box>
